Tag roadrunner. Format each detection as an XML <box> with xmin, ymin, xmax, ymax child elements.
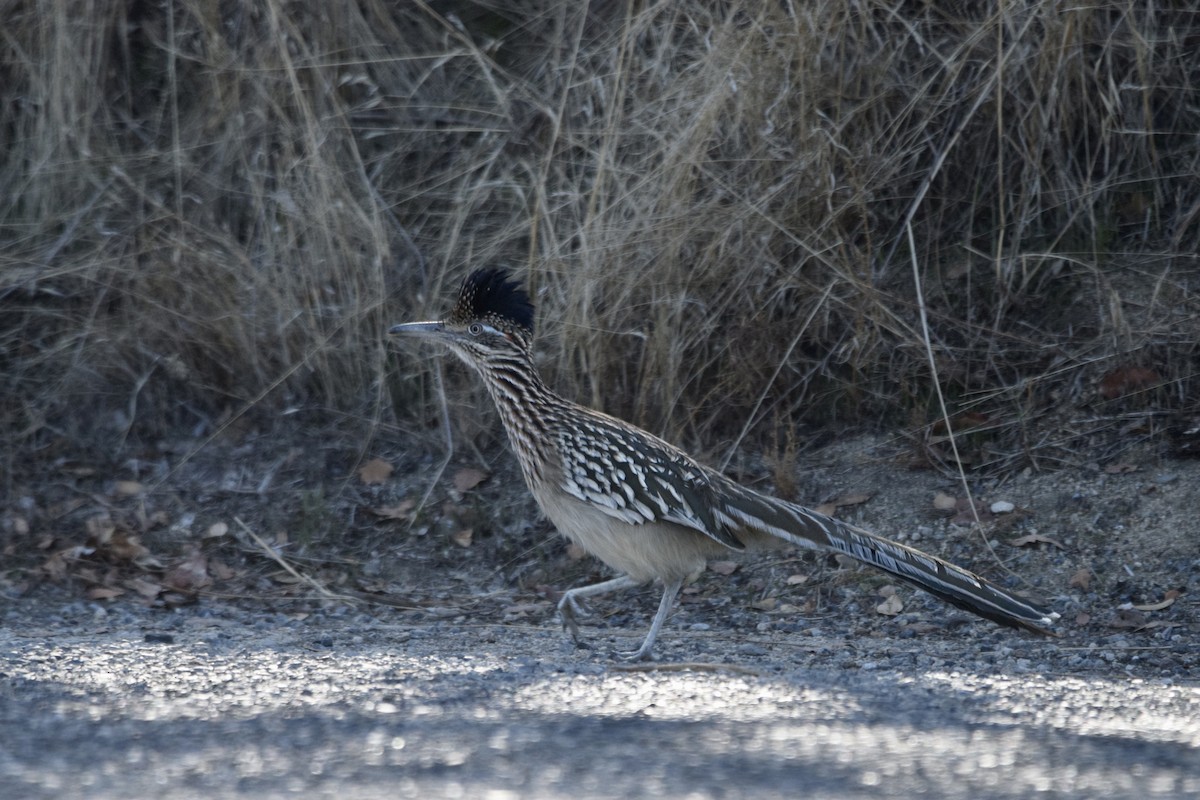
<box><xmin>390</xmin><ymin>269</ymin><xmax>1058</xmax><ymax>660</ymax></box>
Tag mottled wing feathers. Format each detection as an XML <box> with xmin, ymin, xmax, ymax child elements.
<box><xmin>554</xmin><ymin>415</ymin><xmax>745</xmax><ymax>551</ymax></box>
<box><xmin>543</xmin><ymin>402</ymin><xmax>1057</xmax><ymax>633</ymax></box>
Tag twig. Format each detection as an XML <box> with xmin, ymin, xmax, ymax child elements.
<box><xmin>409</xmin><ymin>359</ymin><xmax>454</xmax><ymax>528</ymax></box>
<box><xmin>906</xmin><ymin>223</ymin><xmax>1019</xmax><ymax>582</ymax></box>
<box><xmin>720</xmin><ymin>281</ymin><xmax>835</xmax><ymax>472</ymax></box>
<box><xmin>609</xmin><ymin>661</ymin><xmax>763</xmax><ymax>676</ymax></box>
<box><xmin>234</xmin><ymin>517</ymin><xmax>356</xmax><ymax>603</ymax></box>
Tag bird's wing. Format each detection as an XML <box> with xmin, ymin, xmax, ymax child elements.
<box><xmin>553</xmin><ymin>416</ymin><xmax>745</xmax><ymax>551</ymax></box>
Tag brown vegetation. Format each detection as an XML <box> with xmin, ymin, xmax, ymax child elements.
<box><xmin>3</xmin><ymin>0</ymin><xmax>1198</xmax><ymax>484</ymax></box>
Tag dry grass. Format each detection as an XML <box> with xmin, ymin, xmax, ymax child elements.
<box><xmin>2</xmin><ymin>0</ymin><xmax>1198</xmax><ymax>486</ymax></box>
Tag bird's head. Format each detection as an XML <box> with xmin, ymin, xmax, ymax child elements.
<box><xmin>389</xmin><ymin>269</ymin><xmax>535</xmax><ymax>369</ymax></box>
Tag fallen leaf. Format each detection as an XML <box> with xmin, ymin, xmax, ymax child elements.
<box><xmin>503</xmin><ymin>602</ymin><xmax>550</xmax><ymax>618</ymax></box>
<box><xmin>751</xmin><ymin>597</ymin><xmax>778</xmax><ymax>611</ymax></box>
<box><xmin>208</xmin><ymin>558</ymin><xmax>237</xmax><ymax>581</ymax></box>
<box><xmin>85</xmin><ymin>513</ymin><xmax>115</xmax><ymax>542</ymax></box>
<box><xmin>876</xmin><ymin>593</ymin><xmax>904</xmax><ymax>616</ymax></box>
<box><xmin>203</xmin><ymin>521</ymin><xmax>229</xmax><ymax>539</ymax></box>
<box><xmin>1133</xmin><ymin>593</ymin><xmax>1179</xmax><ymax>612</ymax></box>
<box><xmin>358</xmin><ymin>458</ymin><xmax>394</xmax><ymax>485</ymax></box>
<box><xmin>369</xmin><ymin>500</ymin><xmax>416</xmax><ymax>520</ymax></box>
<box><xmin>785</xmin><ymin>573</ymin><xmax>809</xmax><ymax>585</ymax></box>
<box><xmin>1069</xmin><ymin>568</ymin><xmax>1092</xmax><ymax>590</ymax></box>
<box><xmin>40</xmin><ymin>550</ymin><xmax>74</xmax><ymax>581</ymax></box>
<box><xmin>957</xmin><ymin>411</ymin><xmax>990</xmax><ymax>429</ymax></box>
<box><xmin>164</xmin><ymin>549</ymin><xmax>211</xmax><ymax>594</ymax></box>
<box><xmin>141</xmin><ymin>509</ymin><xmax>170</xmax><ymax>531</ymax></box>
<box><xmin>1008</xmin><ymin>533</ymin><xmax>1065</xmax><ymax>549</ymax></box>
<box><xmin>451</xmin><ymin>528</ymin><xmax>473</xmax><ymax>548</ymax></box>
<box><xmin>932</xmin><ymin>492</ymin><xmax>958</xmax><ymax>512</ymax></box>
<box><xmin>86</xmin><ymin>586</ymin><xmax>125</xmax><ymax>601</ymax></box>
<box><xmin>113</xmin><ymin>480</ymin><xmax>144</xmax><ymax>497</ymax></box>
<box><xmin>812</xmin><ymin>494</ymin><xmax>866</xmax><ymax>517</ymax></box>
<box><xmin>453</xmin><ymin>468</ymin><xmax>489</xmax><ymax>492</ymax></box>
<box><xmin>94</xmin><ymin>528</ymin><xmax>157</xmax><ymax>566</ymax></box>
<box><xmin>1099</xmin><ymin>366</ymin><xmax>1160</xmax><ymax>400</ymax></box>
<box><xmin>708</xmin><ymin>560</ymin><xmax>739</xmax><ymax>576</ymax></box>
<box><xmin>125</xmin><ymin>577</ymin><xmax>164</xmax><ymax>599</ymax></box>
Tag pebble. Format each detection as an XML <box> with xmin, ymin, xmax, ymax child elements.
<box><xmin>990</xmin><ymin>500</ymin><xmax>1016</xmax><ymax>514</ymax></box>
<box><xmin>736</xmin><ymin>643</ymin><xmax>767</xmax><ymax>656</ymax></box>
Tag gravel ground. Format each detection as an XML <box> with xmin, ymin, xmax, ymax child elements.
<box><xmin>2</xmin><ymin>433</ymin><xmax>1198</xmax><ymax>798</ymax></box>
<box><xmin>2</xmin><ymin>590</ymin><xmax>1197</xmax><ymax>799</ymax></box>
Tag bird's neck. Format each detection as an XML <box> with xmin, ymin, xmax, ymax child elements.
<box><xmin>475</xmin><ymin>351</ymin><xmax>564</xmax><ymax>484</ymax></box>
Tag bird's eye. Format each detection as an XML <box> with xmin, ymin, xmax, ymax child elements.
<box><xmin>467</xmin><ymin>323</ymin><xmax>484</xmax><ymax>336</ymax></box>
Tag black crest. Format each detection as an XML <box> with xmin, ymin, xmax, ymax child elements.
<box><xmin>451</xmin><ymin>269</ymin><xmax>535</xmax><ymax>334</ymax></box>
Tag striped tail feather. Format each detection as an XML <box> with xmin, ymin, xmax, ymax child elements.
<box><xmin>717</xmin><ymin>487</ymin><xmax>1059</xmax><ymax>634</ymax></box>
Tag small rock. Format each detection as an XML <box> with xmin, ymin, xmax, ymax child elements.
<box><xmin>990</xmin><ymin>500</ymin><xmax>1016</xmax><ymax>514</ymax></box>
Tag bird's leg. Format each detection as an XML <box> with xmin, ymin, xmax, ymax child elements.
<box><xmin>556</xmin><ymin>575</ymin><xmax>641</xmax><ymax>644</ymax></box>
<box><xmin>619</xmin><ymin>578</ymin><xmax>684</xmax><ymax>662</ymax></box>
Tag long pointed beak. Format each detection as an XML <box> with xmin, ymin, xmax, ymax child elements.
<box><xmin>388</xmin><ymin>321</ymin><xmax>445</xmax><ymax>338</ymax></box>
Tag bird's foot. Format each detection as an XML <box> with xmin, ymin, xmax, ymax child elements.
<box><xmin>556</xmin><ymin>592</ymin><xmax>590</xmax><ymax>641</ymax></box>
<box><xmin>615</xmin><ymin>640</ymin><xmax>658</xmax><ymax>662</ymax></box>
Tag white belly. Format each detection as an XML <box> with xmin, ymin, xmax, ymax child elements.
<box><xmin>532</xmin><ymin>484</ymin><xmax>728</xmax><ymax>584</ymax></box>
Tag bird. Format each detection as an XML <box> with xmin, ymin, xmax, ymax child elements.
<box><xmin>390</xmin><ymin>269</ymin><xmax>1058</xmax><ymax>660</ymax></box>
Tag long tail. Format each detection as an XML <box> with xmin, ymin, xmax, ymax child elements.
<box><xmin>715</xmin><ymin>485</ymin><xmax>1059</xmax><ymax>634</ymax></box>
